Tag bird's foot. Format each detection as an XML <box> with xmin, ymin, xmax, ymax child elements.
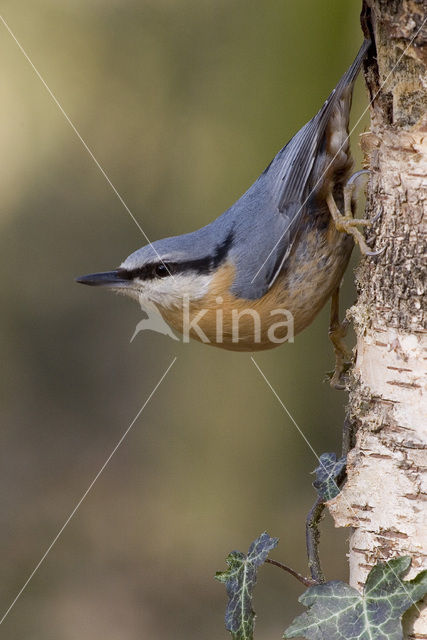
<box><xmin>326</xmin><ymin>191</ymin><xmax>385</xmax><ymax>257</ymax></box>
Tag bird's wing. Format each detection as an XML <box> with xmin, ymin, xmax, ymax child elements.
<box><xmin>257</xmin><ymin>40</ymin><xmax>370</xmax><ymax>292</ymax></box>
<box><xmin>276</xmin><ymin>39</ymin><xmax>370</xmax><ymax>213</ymax></box>
<box><xmin>229</xmin><ymin>40</ymin><xmax>370</xmax><ymax>300</ymax></box>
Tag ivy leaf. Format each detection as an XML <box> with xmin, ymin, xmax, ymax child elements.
<box><xmin>216</xmin><ymin>532</ymin><xmax>279</xmax><ymax>640</ymax></box>
<box><xmin>313</xmin><ymin>452</ymin><xmax>346</xmax><ymax>501</ymax></box>
<box><xmin>284</xmin><ymin>556</ymin><xmax>427</xmax><ymax>640</ymax></box>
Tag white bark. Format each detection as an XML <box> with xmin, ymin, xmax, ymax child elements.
<box><xmin>328</xmin><ymin>2</ymin><xmax>427</xmax><ymax>637</ymax></box>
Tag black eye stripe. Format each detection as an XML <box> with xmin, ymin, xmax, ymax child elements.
<box><xmin>124</xmin><ymin>229</ymin><xmax>234</xmax><ymax>281</ymax></box>
<box><xmin>124</xmin><ymin>262</ymin><xmax>176</xmax><ymax>280</ymax></box>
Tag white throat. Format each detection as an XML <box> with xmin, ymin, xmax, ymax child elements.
<box><xmin>120</xmin><ymin>272</ymin><xmax>214</xmax><ymax>309</ymax></box>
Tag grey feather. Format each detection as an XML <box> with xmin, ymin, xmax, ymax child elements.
<box><xmin>121</xmin><ymin>40</ymin><xmax>371</xmax><ymax>300</ymax></box>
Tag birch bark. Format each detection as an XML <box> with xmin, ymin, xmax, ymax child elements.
<box><xmin>328</xmin><ymin>2</ymin><xmax>427</xmax><ymax>637</ymax></box>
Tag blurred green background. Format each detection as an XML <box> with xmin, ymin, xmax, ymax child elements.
<box><xmin>0</xmin><ymin>1</ymin><xmax>368</xmax><ymax>638</ymax></box>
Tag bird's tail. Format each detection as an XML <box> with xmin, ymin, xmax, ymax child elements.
<box><xmin>333</xmin><ymin>38</ymin><xmax>371</xmax><ymax>98</ymax></box>
<box><xmin>319</xmin><ymin>38</ymin><xmax>371</xmax><ymax>128</ymax></box>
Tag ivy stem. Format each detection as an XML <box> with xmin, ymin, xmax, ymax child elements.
<box><xmin>306</xmin><ymin>496</ymin><xmax>326</xmax><ymax>584</ymax></box>
<box><xmin>265</xmin><ymin>559</ymin><xmax>316</xmax><ymax>587</ymax></box>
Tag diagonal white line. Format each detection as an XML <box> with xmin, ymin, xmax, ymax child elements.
<box><xmin>0</xmin><ymin>14</ymin><xmax>143</xmax><ymax>236</ymax></box>
<box><xmin>0</xmin><ymin>13</ymin><xmax>174</xmax><ymax>278</ymax></box>
<box><xmin>0</xmin><ymin>356</ymin><xmax>177</xmax><ymax>626</ymax></box>
<box><xmin>251</xmin><ymin>356</ymin><xmax>421</xmax><ymax>611</ymax></box>
<box><xmin>251</xmin><ymin>357</ymin><xmax>322</xmax><ymax>461</ymax></box>
<box><xmin>250</xmin><ymin>16</ymin><xmax>427</xmax><ymax>285</ymax></box>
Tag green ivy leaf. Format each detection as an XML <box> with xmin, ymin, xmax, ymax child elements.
<box><xmin>313</xmin><ymin>452</ymin><xmax>346</xmax><ymax>501</ymax></box>
<box><xmin>284</xmin><ymin>556</ymin><xmax>427</xmax><ymax>640</ymax></box>
<box><xmin>216</xmin><ymin>532</ymin><xmax>279</xmax><ymax>640</ymax></box>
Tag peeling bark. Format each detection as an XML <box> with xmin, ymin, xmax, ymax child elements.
<box><xmin>327</xmin><ymin>2</ymin><xmax>427</xmax><ymax>638</ymax></box>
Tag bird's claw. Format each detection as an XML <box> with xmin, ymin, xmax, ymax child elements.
<box><xmin>326</xmin><ymin>188</ymin><xmax>385</xmax><ymax>258</ymax></box>
<box><xmin>363</xmin><ymin>243</ymin><xmax>386</xmax><ymax>257</ymax></box>
<box><xmin>346</xmin><ymin>169</ymin><xmax>370</xmax><ymax>187</ymax></box>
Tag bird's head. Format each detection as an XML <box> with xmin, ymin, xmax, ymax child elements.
<box><xmin>76</xmin><ymin>228</ymin><xmax>235</xmax><ymax>310</ymax></box>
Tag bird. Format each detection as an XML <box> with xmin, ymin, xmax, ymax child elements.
<box><xmin>77</xmin><ymin>40</ymin><xmax>378</xmax><ymax>387</ymax></box>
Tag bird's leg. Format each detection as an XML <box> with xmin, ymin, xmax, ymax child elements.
<box><xmin>326</xmin><ymin>170</ymin><xmax>384</xmax><ymax>256</ymax></box>
<box><xmin>328</xmin><ymin>286</ymin><xmax>351</xmax><ymax>390</ymax></box>
<box><xmin>343</xmin><ymin>169</ymin><xmax>370</xmax><ymax>219</ymax></box>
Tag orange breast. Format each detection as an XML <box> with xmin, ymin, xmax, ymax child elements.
<box><xmin>158</xmin><ymin>219</ymin><xmax>352</xmax><ymax>351</ymax></box>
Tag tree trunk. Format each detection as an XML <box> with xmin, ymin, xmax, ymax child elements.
<box><xmin>328</xmin><ymin>2</ymin><xmax>427</xmax><ymax>638</ymax></box>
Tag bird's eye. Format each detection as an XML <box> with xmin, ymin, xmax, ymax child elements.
<box><xmin>154</xmin><ymin>263</ymin><xmax>170</xmax><ymax>278</ymax></box>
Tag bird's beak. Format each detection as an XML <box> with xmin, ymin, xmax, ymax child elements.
<box><xmin>75</xmin><ymin>269</ymin><xmax>131</xmax><ymax>287</ymax></box>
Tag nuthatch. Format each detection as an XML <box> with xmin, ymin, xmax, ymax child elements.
<box><xmin>77</xmin><ymin>40</ymin><xmax>376</xmax><ymax>387</ymax></box>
